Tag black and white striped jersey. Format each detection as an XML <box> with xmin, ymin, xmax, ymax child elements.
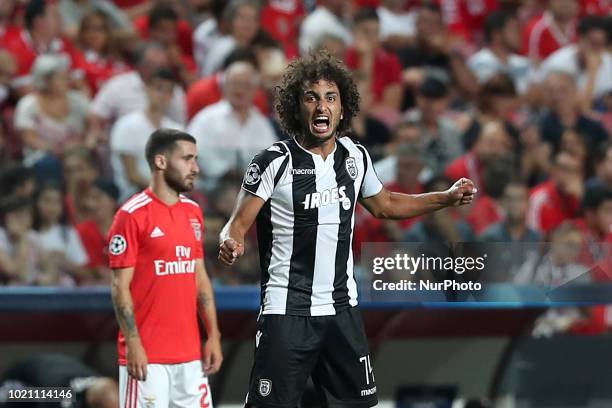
<box><xmin>241</xmin><ymin>136</ymin><xmax>383</xmax><ymax>316</ymax></box>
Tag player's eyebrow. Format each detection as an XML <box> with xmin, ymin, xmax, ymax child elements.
<box><xmin>183</xmin><ymin>154</ymin><xmax>196</xmax><ymax>160</ymax></box>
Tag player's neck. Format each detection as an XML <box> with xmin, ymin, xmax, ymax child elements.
<box><xmin>296</xmin><ymin>133</ymin><xmax>337</xmax><ymax>160</ymax></box>
<box><xmin>149</xmin><ymin>179</ymin><xmax>180</xmax><ymax>205</ymax></box>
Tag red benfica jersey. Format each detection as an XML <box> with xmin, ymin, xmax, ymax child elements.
<box><xmin>108</xmin><ymin>189</ymin><xmax>204</xmax><ymax>365</ymax></box>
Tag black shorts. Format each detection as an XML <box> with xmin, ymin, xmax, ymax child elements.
<box><xmin>245</xmin><ymin>306</ymin><xmax>378</xmax><ymax>408</ymax></box>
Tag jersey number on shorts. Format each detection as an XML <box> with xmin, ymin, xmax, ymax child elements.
<box><xmin>359</xmin><ymin>355</ymin><xmax>375</xmax><ymax>385</ymax></box>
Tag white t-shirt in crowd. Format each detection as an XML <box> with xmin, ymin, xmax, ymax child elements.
<box><xmin>468</xmin><ymin>48</ymin><xmax>534</xmax><ymax>94</ymax></box>
<box><xmin>0</xmin><ymin>228</ymin><xmax>42</xmax><ymax>285</ymax></box>
<box><xmin>187</xmin><ymin>99</ymin><xmax>277</xmax><ymax>183</ymax></box>
<box><xmin>538</xmin><ymin>44</ymin><xmax>612</xmax><ymax>100</ymax></box>
<box><xmin>90</xmin><ymin>71</ymin><xmax>186</xmax><ymax>125</ymax></box>
<box><xmin>110</xmin><ymin>110</ymin><xmax>183</xmax><ymax>201</ymax></box>
<box><xmin>299</xmin><ymin>6</ymin><xmax>352</xmax><ymax>55</ymax></box>
<box><xmin>35</xmin><ymin>225</ymin><xmax>88</xmax><ymax>268</ymax></box>
<box><xmin>377</xmin><ymin>6</ymin><xmax>416</xmax><ymax>40</ymax></box>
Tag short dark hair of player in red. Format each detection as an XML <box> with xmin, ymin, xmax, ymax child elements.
<box><xmin>144</xmin><ymin>128</ymin><xmax>196</xmax><ymax>169</ymax></box>
<box><xmin>275</xmin><ymin>50</ymin><xmax>360</xmax><ymax>137</ymax></box>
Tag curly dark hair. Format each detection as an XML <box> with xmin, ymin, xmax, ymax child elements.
<box><xmin>275</xmin><ymin>51</ymin><xmax>360</xmax><ymax>137</ymax></box>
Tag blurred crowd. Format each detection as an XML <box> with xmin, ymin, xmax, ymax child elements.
<box><xmin>0</xmin><ymin>0</ymin><xmax>610</xmax><ymax>316</ymax></box>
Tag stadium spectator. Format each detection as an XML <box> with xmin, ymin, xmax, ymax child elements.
<box><xmin>0</xmin><ymin>0</ymin><xmax>83</xmax><ymax>95</ymax></box>
<box><xmin>461</xmin><ymin>73</ymin><xmax>520</xmax><ymax>152</ymax></box>
<box><xmin>188</xmin><ymin>61</ymin><xmax>276</xmax><ymax>186</ymax></box>
<box><xmin>468</xmin><ymin>10</ymin><xmax>534</xmax><ymax>95</ymax></box>
<box><xmin>74</xmin><ymin>10</ymin><xmax>129</xmax><ymax>93</ymax></box>
<box><xmin>446</xmin><ymin>120</ymin><xmax>514</xmax><ymax>194</ymax></box>
<box><xmin>576</xmin><ymin>185</ymin><xmax>612</xmax><ymax>271</ymax></box>
<box><xmin>32</xmin><ymin>183</ymin><xmax>89</xmax><ymax>286</ymax></box>
<box><xmin>0</xmin><ymin>165</ymin><xmax>36</xmax><ymax>199</ymax></box>
<box><xmin>0</xmin><ymin>195</ymin><xmax>54</xmax><ymax>285</ymax></box>
<box><xmin>440</xmin><ymin>0</ymin><xmax>500</xmax><ymax>46</ymax></box>
<box><xmin>0</xmin><ymin>0</ymin><xmax>16</xmax><ymax>35</ymax></box>
<box><xmin>192</xmin><ymin>0</ymin><xmax>225</xmax><ymax>76</ymax></box>
<box><xmin>349</xmin><ymin>75</ymin><xmax>392</xmax><ymax>161</ymax></box>
<box><xmin>377</xmin><ymin>0</ymin><xmax>417</xmax><ymax>50</ymax></box>
<box><xmin>197</xmin><ymin>0</ymin><xmax>262</xmax><ymax>76</ymax></box>
<box><xmin>110</xmin><ymin>68</ymin><xmax>182</xmax><ymax>201</ymax></box>
<box><xmin>465</xmin><ymin>158</ymin><xmax>514</xmax><ymax>235</ymax></box>
<box><xmin>346</xmin><ymin>7</ymin><xmax>403</xmax><ymax>113</ymax></box>
<box><xmin>522</xmin><ymin>0</ymin><xmax>578</xmax><ymax>63</ymax></box>
<box><xmin>312</xmin><ymin>33</ymin><xmax>348</xmax><ymax>61</ymax></box>
<box><xmin>58</xmin><ymin>0</ymin><xmax>133</xmax><ymax>41</ymax></box>
<box><xmin>144</xmin><ymin>4</ymin><xmax>196</xmax><ymax>87</ymax></box>
<box><xmin>260</xmin><ymin>0</ymin><xmax>304</xmax><ymax>58</ymax></box>
<box><xmin>515</xmin><ymin>221</ymin><xmax>589</xmax><ymax>287</ymax></box>
<box><xmin>373</xmin><ymin>119</ymin><xmax>425</xmax><ymax>185</ymax></box>
<box><xmin>588</xmin><ymin>142</ymin><xmax>612</xmax><ymax>190</ymax></box>
<box><xmin>540</xmin><ymin>70</ymin><xmax>609</xmax><ymax>154</ymax></box>
<box><xmin>398</xmin><ymin>3</ymin><xmax>478</xmax><ymax>108</ymax></box>
<box><xmin>76</xmin><ymin>178</ymin><xmax>118</xmax><ymax>285</ymax></box>
<box><xmin>186</xmin><ymin>48</ymin><xmax>269</xmax><ymax>121</ymax></box>
<box><xmin>14</xmin><ymin>54</ymin><xmax>92</xmax><ymax>183</ymax></box>
<box><xmin>404</xmin><ymin>176</ymin><xmax>475</xmax><ymax>242</ymax></box>
<box><xmin>479</xmin><ymin>177</ymin><xmax>541</xmax><ymax>242</ymax></box>
<box><xmin>527</xmin><ymin>151</ymin><xmax>583</xmax><ymax>236</ymax></box>
<box><xmin>89</xmin><ymin>42</ymin><xmax>185</xmax><ymax>134</ymax></box>
<box><xmin>299</xmin><ymin>0</ymin><xmax>352</xmax><ymax>55</ymax></box>
<box><xmin>539</xmin><ymin>15</ymin><xmax>612</xmax><ymax>105</ymax></box>
<box><xmin>132</xmin><ymin>1</ymin><xmax>194</xmax><ymax>63</ymax></box>
<box><xmin>405</xmin><ymin>75</ymin><xmax>463</xmax><ymax>177</ymax></box>
<box><xmin>62</xmin><ymin>147</ymin><xmax>99</xmax><ymax>223</ymax></box>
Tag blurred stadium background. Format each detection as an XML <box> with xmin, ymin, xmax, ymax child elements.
<box><xmin>0</xmin><ymin>0</ymin><xmax>611</xmax><ymax>407</ymax></box>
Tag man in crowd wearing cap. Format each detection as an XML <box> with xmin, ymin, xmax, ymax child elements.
<box><xmin>75</xmin><ymin>178</ymin><xmax>119</xmax><ymax>285</ymax></box>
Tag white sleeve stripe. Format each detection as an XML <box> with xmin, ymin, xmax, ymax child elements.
<box><xmin>126</xmin><ymin>199</ymin><xmax>152</xmax><ymax>213</ymax></box>
<box><xmin>121</xmin><ymin>193</ymin><xmax>148</xmax><ymax>211</ymax></box>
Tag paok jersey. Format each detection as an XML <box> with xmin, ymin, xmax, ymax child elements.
<box><xmin>242</xmin><ymin>136</ymin><xmax>383</xmax><ymax>316</ymax></box>
<box><xmin>108</xmin><ymin>188</ymin><xmax>204</xmax><ymax>365</ymax></box>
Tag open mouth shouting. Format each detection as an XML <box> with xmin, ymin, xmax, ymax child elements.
<box><xmin>312</xmin><ymin>114</ymin><xmax>331</xmax><ymax>135</ymax></box>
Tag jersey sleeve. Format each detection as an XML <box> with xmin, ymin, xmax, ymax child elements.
<box><xmin>107</xmin><ymin>209</ymin><xmax>140</xmax><ymax>269</ymax></box>
<box><xmin>357</xmin><ymin>144</ymin><xmax>383</xmax><ymax>199</ymax></box>
<box><xmin>241</xmin><ymin>144</ymin><xmax>288</xmax><ymax>202</ymax></box>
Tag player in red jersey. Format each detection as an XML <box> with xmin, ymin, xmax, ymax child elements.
<box><xmin>108</xmin><ymin>128</ymin><xmax>222</xmax><ymax>407</ymax></box>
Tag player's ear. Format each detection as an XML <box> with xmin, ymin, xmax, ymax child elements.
<box><xmin>154</xmin><ymin>154</ymin><xmax>167</xmax><ymax>170</ymax></box>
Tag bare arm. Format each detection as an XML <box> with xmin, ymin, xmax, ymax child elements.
<box><xmin>111</xmin><ymin>267</ymin><xmax>148</xmax><ymax>380</ymax></box>
<box><xmin>195</xmin><ymin>259</ymin><xmax>223</xmax><ymax>374</ymax></box>
<box><xmin>218</xmin><ymin>190</ymin><xmax>266</xmax><ymax>265</ymax></box>
<box><xmin>360</xmin><ymin>178</ymin><xmax>476</xmax><ymax>220</ymax></box>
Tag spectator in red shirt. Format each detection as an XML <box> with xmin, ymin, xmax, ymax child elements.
<box><xmin>445</xmin><ymin>120</ymin><xmax>514</xmax><ymax>194</ymax></box>
<box><xmin>76</xmin><ymin>177</ymin><xmax>118</xmax><ymax>285</ymax></box>
<box><xmin>441</xmin><ymin>0</ymin><xmax>499</xmax><ymax>46</ymax></box>
<box><xmin>75</xmin><ymin>10</ymin><xmax>129</xmax><ymax>94</ymax></box>
<box><xmin>143</xmin><ymin>4</ymin><xmax>196</xmax><ymax>87</ymax></box>
<box><xmin>186</xmin><ymin>47</ymin><xmax>269</xmax><ymax>121</ymax></box>
<box><xmin>527</xmin><ymin>151</ymin><xmax>584</xmax><ymax>236</ymax></box>
<box><xmin>1</xmin><ymin>0</ymin><xmax>84</xmax><ymax>95</ymax></box>
<box><xmin>522</xmin><ymin>0</ymin><xmax>578</xmax><ymax>63</ymax></box>
<box><xmin>346</xmin><ymin>7</ymin><xmax>403</xmax><ymax>113</ymax></box>
<box><xmin>260</xmin><ymin>0</ymin><xmax>304</xmax><ymax>59</ymax></box>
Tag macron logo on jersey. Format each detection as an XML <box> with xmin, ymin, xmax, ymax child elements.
<box><xmin>154</xmin><ymin>245</ymin><xmax>196</xmax><ymax>276</ymax></box>
<box><xmin>150</xmin><ymin>226</ymin><xmax>164</xmax><ymax>238</ymax></box>
<box><xmin>302</xmin><ymin>186</ymin><xmax>351</xmax><ymax>210</ymax></box>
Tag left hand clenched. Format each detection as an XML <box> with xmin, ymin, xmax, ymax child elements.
<box><xmin>202</xmin><ymin>336</ymin><xmax>223</xmax><ymax>375</ymax></box>
<box><xmin>447</xmin><ymin>178</ymin><xmax>477</xmax><ymax>206</ymax></box>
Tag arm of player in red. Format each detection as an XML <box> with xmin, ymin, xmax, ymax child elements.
<box><xmin>218</xmin><ymin>190</ymin><xmax>266</xmax><ymax>266</ymax></box>
<box><xmin>360</xmin><ymin>177</ymin><xmax>477</xmax><ymax>220</ymax></box>
<box><xmin>111</xmin><ymin>267</ymin><xmax>148</xmax><ymax>381</ymax></box>
<box><xmin>195</xmin><ymin>259</ymin><xmax>223</xmax><ymax>375</ymax></box>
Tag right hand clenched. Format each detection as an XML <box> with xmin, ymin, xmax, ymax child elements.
<box><xmin>218</xmin><ymin>239</ymin><xmax>244</xmax><ymax>266</ymax></box>
<box><xmin>126</xmin><ymin>339</ymin><xmax>148</xmax><ymax>381</ymax></box>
